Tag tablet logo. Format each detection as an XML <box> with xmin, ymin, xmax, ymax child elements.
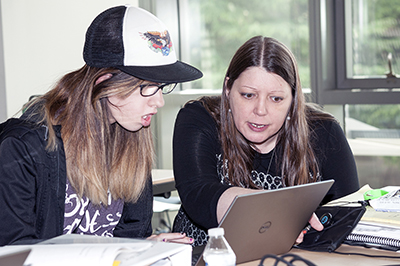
<box><xmin>259</xmin><ymin>221</ymin><xmax>272</xmax><ymax>233</ymax></box>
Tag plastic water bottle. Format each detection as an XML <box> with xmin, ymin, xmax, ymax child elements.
<box><xmin>203</xmin><ymin>227</ymin><xmax>236</xmax><ymax>266</ymax></box>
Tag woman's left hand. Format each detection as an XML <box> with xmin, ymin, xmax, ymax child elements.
<box><xmin>147</xmin><ymin>232</ymin><xmax>194</xmax><ymax>244</ymax></box>
<box><xmin>295</xmin><ymin>212</ymin><xmax>323</xmax><ymax>244</ymax></box>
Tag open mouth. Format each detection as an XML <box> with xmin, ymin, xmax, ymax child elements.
<box><xmin>142</xmin><ymin>114</ymin><xmax>153</xmax><ymax>127</ymax></box>
<box><xmin>250</xmin><ymin>123</ymin><xmax>266</xmax><ymax>129</ymax></box>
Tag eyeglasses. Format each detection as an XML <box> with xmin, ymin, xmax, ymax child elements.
<box><xmin>139</xmin><ymin>83</ymin><xmax>178</xmax><ymax>97</ymax></box>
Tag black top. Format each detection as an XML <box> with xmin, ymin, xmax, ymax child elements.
<box><xmin>0</xmin><ymin>115</ymin><xmax>153</xmax><ymax>246</ymax></box>
<box><xmin>172</xmin><ymin>100</ymin><xmax>359</xmax><ymax>246</ymax></box>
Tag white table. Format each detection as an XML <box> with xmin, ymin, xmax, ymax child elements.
<box><xmin>152</xmin><ymin>169</ymin><xmax>175</xmax><ymax>198</ymax></box>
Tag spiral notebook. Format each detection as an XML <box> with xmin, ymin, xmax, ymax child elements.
<box><xmin>344</xmin><ymin>221</ymin><xmax>400</xmax><ymax>251</ymax></box>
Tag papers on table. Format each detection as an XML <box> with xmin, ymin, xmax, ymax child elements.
<box><xmin>369</xmin><ymin>188</ymin><xmax>400</xmax><ymax>212</ymax></box>
<box><xmin>0</xmin><ymin>234</ymin><xmax>192</xmax><ymax>266</ymax></box>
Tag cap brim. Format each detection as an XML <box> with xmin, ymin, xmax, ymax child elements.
<box><xmin>117</xmin><ymin>61</ymin><xmax>203</xmax><ymax>83</ymax></box>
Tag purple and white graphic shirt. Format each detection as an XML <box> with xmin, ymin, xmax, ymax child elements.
<box><xmin>63</xmin><ymin>179</ymin><xmax>124</xmax><ymax>237</ymax></box>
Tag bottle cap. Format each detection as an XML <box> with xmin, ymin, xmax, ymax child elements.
<box><xmin>208</xmin><ymin>227</ymin><xmax>224</xmax><ymax>236</ymax></box>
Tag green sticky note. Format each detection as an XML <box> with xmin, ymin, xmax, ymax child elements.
<box><xmin>363</xmin><ymin>189</ymin><xmax>389</xmax><ymax>201</ymax></box>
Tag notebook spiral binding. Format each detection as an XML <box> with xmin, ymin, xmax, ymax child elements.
<box><xmin>346</xmin><ymin>233</ymin><xmax>400</xmax><ymax>249</ymax></box>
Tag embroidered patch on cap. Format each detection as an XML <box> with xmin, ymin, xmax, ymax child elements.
<box><xmin>141</xmin><ymin>31</ymin><xmax>173</xmax><ymax>56</ymax></box>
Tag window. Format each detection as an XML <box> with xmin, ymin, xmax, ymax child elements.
<box><xmin>142</xmin><ymin>0</ymin><xmax>400</xmax><ymax>188</ymax></box>
<box><xmin>348</xmin><ymin>1</ymin><xmax>400</xmax><ymax>79</ymax></box>
<box><xmin>324</xmin><ymin>1</ymin><xmax>400</xmax><ymax>188</ymax></box>
<box><xmin>144</xmin><ymin>0</ymin><xmax>310</xmax><ymax>91</ymax></box>
<box><xmin>312</xmin><ymin>0</ymin><xmax>400</xmax><ymax>104</ymax></box>
<box><xmin>180</xmin><ymin>0</ymin><xmax>310</xmax><ymax>91</ymax></box>
<box><xmin>337</xmin><ymin>0</ymin><xmax>400</xmax><ymax>90</ymax></box>
<box><xmin>345</xmin><ymin>104</ymin><xmax>400</xmax><ymax>188</ymax></box>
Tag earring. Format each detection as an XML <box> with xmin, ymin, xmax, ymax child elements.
<box><xmin>286</xmin><ymin>116</ymin><xmax>291</xmax><ymax>120</ymax></box>
<box><xmin>228</xmin><ymin>109</ymin><xmax>231</xmax><ymax>113</ymax></box>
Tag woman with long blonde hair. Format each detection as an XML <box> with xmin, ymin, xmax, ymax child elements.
<box><xmin>0</xmin><ymin>5</ymin><xmax>202</xmax><ymax>246</ymax></box>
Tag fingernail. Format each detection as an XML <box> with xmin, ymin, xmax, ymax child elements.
<box><xmin>190</xmin><ymin>238</ymin><xmax>193</xmax><ymax>242</ymax></box>
<box><xmin>163</xmin><ymin>238</ymin><xmax>167</xmax><ymax>242</ymax></box>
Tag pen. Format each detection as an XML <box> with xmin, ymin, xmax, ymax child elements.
<box><xmin>303</xmin><ymin>212</ymin><xmax>332</xmax><ymax>235</ymax></box>
<box><xmin>302</xmin><ymin>225</ymin><xmax>311</xmax><ymax>235</ymax></box>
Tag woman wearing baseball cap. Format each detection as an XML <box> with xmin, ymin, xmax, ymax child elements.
<box><xmin>0</xmin><ymin>5</ymin><xmax>202</xmax><ymax>246</ymax></box>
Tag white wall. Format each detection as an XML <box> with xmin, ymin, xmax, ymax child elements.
<box><xmin>0</xmin><ymin>0</ymin><xmax>138</xmax><ymax>121</ymax></box>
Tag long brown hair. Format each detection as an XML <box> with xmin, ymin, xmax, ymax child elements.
<box><xmin>200</xmin><ymin>36</ymin><xmax>335</xmax><ymax>188</ymax></box>
<box><xmin>27</xmin><ymin>65</ymin><xmax>153</xmax><ymax>205</ymax></box>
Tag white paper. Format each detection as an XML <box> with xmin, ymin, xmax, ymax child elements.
<box><xmin>2</xmin><ymin>243</ymin><xmax>151</xmax><ymax>266</ymax></box>
<box><xmin>351</xmin><ymin>221</ymin><xmax>400</xmax><ymax>240</ymax></box>
<box><xmin>0</xmin><ymin>235</ymin><xmax>192</xmax><ymax>266</ymax></box>
<box><xmin>369</xmin><ymin>189</ymin><xmax>400</xmax><ymax>212</ymax></box>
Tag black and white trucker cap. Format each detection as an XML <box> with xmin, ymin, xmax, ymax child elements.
<box><xmin>83</xmin><ymin>5</ymin><xmax>203</xmax><ymax>83</ymax></box>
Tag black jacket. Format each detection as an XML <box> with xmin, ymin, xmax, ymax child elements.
<box><xmin>0</xmin><ymin>118</ymin><xmax>153</xmax><ymax>246</ymax></box>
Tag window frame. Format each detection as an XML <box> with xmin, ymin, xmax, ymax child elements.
<box><xmin>310</xmin><ymin>0</ymin><xmax>400</xmax><ymax>105</ymax></box>
<box><xmin>141</xmin><ymin>0</ymin><xmax>400</xmax><ymax>169</ymax></box>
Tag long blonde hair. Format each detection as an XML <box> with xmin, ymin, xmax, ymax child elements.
<box><xmin>28</xmin><ymin>65</ymin><xmax>153</xmax><ymax>205</ymax></box>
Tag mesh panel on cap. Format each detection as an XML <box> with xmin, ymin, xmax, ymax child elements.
<box><xmin>83</xmin><ymin>6</ymin><xmax>126</xmax><ymax>67</ymax></box>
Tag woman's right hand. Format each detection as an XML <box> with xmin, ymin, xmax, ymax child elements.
<box><xmin>295</xmin><ymin>212</ymin><xmax>323</xmax><ymax>244</ymax></box>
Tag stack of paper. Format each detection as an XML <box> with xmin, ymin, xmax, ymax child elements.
<box><xmin>0</xmin><ymin>235</ymin><xmax>192</xmax><ymax>266</ymax></box>
<box><xmin>369</xmin><ymin>188</ymin><xmax>400</xmax><ymax>212</ymax></box>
